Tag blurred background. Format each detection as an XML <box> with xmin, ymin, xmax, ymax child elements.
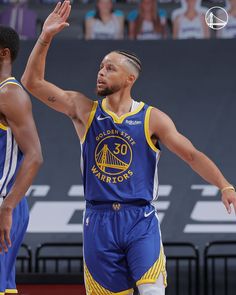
<box><xmin>1</xmin><ymin>0</ymin><xmax>236</xmax><ymax>295</ymax></box>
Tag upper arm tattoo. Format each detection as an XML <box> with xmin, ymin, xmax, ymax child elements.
<box><xmin>47</xmin><ymin>96</ymin><xmax>56</xmax><ymax>103</ymax></box>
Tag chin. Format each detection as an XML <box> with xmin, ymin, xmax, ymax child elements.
<box><xmin>96</xmin><ymin>87</ymin><xmax>113</xmax><ymax>97</ymax></box>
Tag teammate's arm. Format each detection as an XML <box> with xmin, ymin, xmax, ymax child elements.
<box><xmin>149</xmin><ymin>108</ymin><xmax>236</xmax><ymax>214</ymax></box>
<box><xmin>21</xmin><ymin>1</ymin><xmax>93</xmax><ymax>124</ymax></box>
<box><xmin>0</xmin><ymin>85</ymin><xmax>43</xmax><ymax>253</ymax></box>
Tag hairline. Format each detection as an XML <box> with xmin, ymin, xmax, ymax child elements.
<box><xmin>109</xmin><ymin>51</ymin><xmax>141</xmax><ymax>78</ymax></box>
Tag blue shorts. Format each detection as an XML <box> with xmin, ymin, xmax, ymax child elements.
<box><xmin>0</xmin><ymin>197</ymin><xmax>29</xmax><ymax>295</ymax></box>
<box><xmin>83</xmin><ymin>201</ymin><xmax>167</xmax><ymax>294</ymax></box>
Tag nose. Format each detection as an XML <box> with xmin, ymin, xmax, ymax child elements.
<box><xmin>98</xmin><ymin>67</ymin><xmax>105</xmax><ymax>77</ymax></box>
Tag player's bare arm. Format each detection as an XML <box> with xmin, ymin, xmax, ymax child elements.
<box><xmin>0</xmin><ymin>84</ymin><xmax>43</xmax><ymax>253</ymax></box>
<box><xmin>149</xmin><ymin>107</ymin><xmax>236</xmax><ymax>214</ymax></box>
<box><xmin>21</xmin><ymin>1</ymin><xmax>93</xmax><ymax>140</ymax></box>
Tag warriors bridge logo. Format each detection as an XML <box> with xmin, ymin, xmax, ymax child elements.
<box><xmin>91</xmin><ymin>129</ymin><xmax>135</xmax><ymax>183</ymax></box>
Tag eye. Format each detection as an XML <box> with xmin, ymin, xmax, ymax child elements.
<box><xmin>107</xmin><ymin>65</ymin><xmax>115</xmax><ymax>71</ymax></box>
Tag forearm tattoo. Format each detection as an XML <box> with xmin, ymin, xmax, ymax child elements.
<box><xmin>47</xmin><ymin>96</ymin><xmax>56</xmax><ymax>103</ymax></box>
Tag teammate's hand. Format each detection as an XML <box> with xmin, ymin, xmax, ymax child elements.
<box><xmin>222</xmin><ymin>190</ymin><xmax>236</xmax><ymax>214</ymax></box>
<box><xmin>0</xmin><ymin>205</ymin><xmax>12</xmax><ymax>253</ymax></box>
<box><xmin>42</xmin><ymin>1</ymin><xmax>71</xmax><ymax>37</ymax></box>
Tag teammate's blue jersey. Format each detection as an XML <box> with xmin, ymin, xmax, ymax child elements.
<box><xmin>0</xmin><ymin>77</ymin><xmax>23</xmax><ymax>198</ymax></box>
<box><xmin>81</xmin><ymin>99</ymin><xmax>161</xmax><ymax>203</ymax></box>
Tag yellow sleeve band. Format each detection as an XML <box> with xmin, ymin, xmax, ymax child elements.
<box><xmin>81</xmin><ymin>101</ymin><xmax>98</xmax><ymax>144</ymax></box>
<box><xmin>144</xmin><ymin>106</ymin><xmax>160</xmax><ymax>153</ymax></box>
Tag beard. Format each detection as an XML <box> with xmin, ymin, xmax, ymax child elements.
<box><xmin>96</xmin><ymin>84</ymin><xmax>121</xmax><ymax>97</ymax></box>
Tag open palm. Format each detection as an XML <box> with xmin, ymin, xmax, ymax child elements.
<box><xmin>42</xmin><ymin>1</ymin><xmax>71</xmax><ymax>36</ymax></box>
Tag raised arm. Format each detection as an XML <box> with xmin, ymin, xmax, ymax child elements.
<box><xmin>149</xmin><ymin>107</ymin><xmax>236</xmax><ymax>214</ymax></box>
<box><xmin>21</xmin><ymin>1</ymin><xmax>93</xmax><ymax>132</ymax></box>
<box><xmin>0</xmin><ymin>85</ymin><xmax>43</xmax><ymax>252</ymax></box>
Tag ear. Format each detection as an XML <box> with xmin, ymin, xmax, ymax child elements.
<box><xmin>127</xmin><ymin>74</ymin><xmax>136</xmax><ymax>85</ymax></box>
<box><xmin>0</xmin><ymin>48</ymin><xmax>11</xmax><ymax>59</ymax></box>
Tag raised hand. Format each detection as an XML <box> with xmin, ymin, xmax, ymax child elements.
<box><xmin>42</xmin><ymin>1</ymin><xmax>71</xmax><ymax>37</ymax></box>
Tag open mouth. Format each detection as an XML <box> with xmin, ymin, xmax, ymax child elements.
<box><xmin>97</xmin><ymin>80</ymin><xmax>106</xmax><ymax>86</ymax></box>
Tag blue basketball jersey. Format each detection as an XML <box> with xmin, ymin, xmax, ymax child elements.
<box><xmin>0</xmin><ymin>77</ymin><xmax>24</xmax><ymax>198</ymax></box>
<box><xmin>81</xmin><ymin>98</ymin><xmax>161</xmax><ymax>203</ymax></box>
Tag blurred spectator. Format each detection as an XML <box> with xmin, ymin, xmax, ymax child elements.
<box><xmin>40</xmin><ymin>0</ymin><xmax>74</xmax><ymax>3</ymax></box>
<box><xmin>128</xmin><ymin>0</ymin><xmax>167</xmax><ymax>40</ymax></box>
<box><xmin>217</xmin><ymin>0</ymin><xmax>236</xmax><ymax>38</ymax></box>
<box><xmin>172</xmin><ymin>0</ymin><xmax>209</xmax><ymax>39</ymax></box>
<box><xmin>84</xmin><ymin>0</ymin><xmax>124</xmax><ymax>40</ymax></box>
<box><xmin>0</xmin><ymin>0</ymin><xmax>37</xmax><ymax>40</ymax></box>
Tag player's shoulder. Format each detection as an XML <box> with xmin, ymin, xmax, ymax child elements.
<box><xmin>0</xmin><ymin>78</ymin><xmax>30</xmax><ymax>106</ymax></box>
<box><xmin>0</xmin><ymin>77</ymin><xmax>23</xmax><ymax>94</ymax></box>
<box><xmin>146</xmin><ymin>105</ymin><xmax>163</xmax><ymax>115</ymax></box>
<box><xmin>149</xmin><ymin>106</ymin><xmax>174</xmax><ymax>126</ymax></box>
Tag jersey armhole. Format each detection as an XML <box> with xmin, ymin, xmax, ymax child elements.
<box><xmin>0</xmin><ymin>123</ymin><xmax>8</xmax><ymax>131</ymax></box>
<box><xmin>81</xmin><ymin>101</ymin><xmax>98</xmax><ymax>144</ymax></box>
<box><xmin>144</xmin><ymin>106</ymin><xmax>160</xmax><ymax>153</ymax></box>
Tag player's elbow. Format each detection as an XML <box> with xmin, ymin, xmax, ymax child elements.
<box><xmin>36</xmin><ymin>152</ymin><xmax>44</xmax><ymax>167</ymax></box>
<box><xmin>28</xmin><ymin>150</ymin><xmax>44</xmax><ymax>170</ymax></box>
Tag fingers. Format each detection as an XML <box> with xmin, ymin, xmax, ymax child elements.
<box><xmin>0</xmin><ymin>228</ymin><xmax>11</xmax><ymax>254</ymax></box>
<box><xmin>0</xmin><ymin>231</ymin><xmax>8</xmax><ymax>253</ymax></box>
<box><xmin>223</xmin><ymin>199</ymin><xmax>231</xmax><ymax>214</ymax></box>
<box><xmin>53</xmin><ymin>2</ymin><xmax>61</xmax><ymax>14</ymax></box>
<box><xmin>5</xmin><ymin>230</ymin><xmax>11</xmax><ymax>249</ymax></box>
<box><xmin>59</xmin><ymin>1</ymin><xmax>70</xmax><ymax>17</ymax></box>
<box><xmin>233</xmin><ymin>199</ymin><xmax>236</xmax><ymax>215</ymax></box>
<box><xmin>62</xmin><ymin>4</ymin><xmax>71</xmax><ymax>20</ymax></box>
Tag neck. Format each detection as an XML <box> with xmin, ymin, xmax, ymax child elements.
<box><xmin>185</xmin><ymin>8</ymin><xmax>197</xmax><ymax>17</ymax></box>
<box><xmin>0</xmin><ymin>62</ymin><xmax>12</xmax><ymax>83</ymax></box>
<box><xmin>100</xmin><ymin>12</ymin><xmax>112</xmax><ymax>21</ymax></box>
<box><xmin>105</xmin><ymin>91</ymin><xmax>133</xmax><ymax>117</ymax></box>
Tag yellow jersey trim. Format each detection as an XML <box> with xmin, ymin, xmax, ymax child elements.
<box><xmin>136</xmin><ymin>247</ymin><xmax>167</xmax><ymax>287</ymax></box>
<box><xmin>0</xmin><ymin>76</ymin><xmax>15</xmax><ymax>85</ymax></box>
<box><xmin>136</xmin><ymin>279</ymin><xmax>157</xmax><ymax>285</ymax></box>
<box><xmin>81</xmin><ymin>101</ymin><xmax>98</xmax><ymax>144</ymax></box>
<box><xmin>102</xmin><ymin>98</ymin><xmax>145</xmax><ymax>124</ymax></box>
<box><xmin>5</xmin><ymin>289</ymin><xmax>18</xmax><ymax>293</ymax></box>
<box><xmin>0</xmin><ymin>123</ymin><xmax>8</xmax><ymax>130</ymax></box>
<box><xmin>0</xmin><ymin>77</ymin><xmax>22</xmax><ymax>90</ymax></box>
<box><xmin>0</xmin><ymin>82</ymin><xmax>22</xmax><ymax>90</ymax></box>
<box><xmin>84</xmin><ymin>263</ymin><xmax>133</xmax><ymax>295</ymax></box>
<box><xmin>144</xmin><ymin>107</ymin><xmax>160</xmax><ymax>153</ymax></box>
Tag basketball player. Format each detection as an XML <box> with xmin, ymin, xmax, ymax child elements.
<box><xmin>21</xmin><ymin>2</ymin><xmax>236</xmax><ymax>295</ymax></box>
<box><xmin>0</xmin><ymin>26</ymin><xmax>43</xmax><ymax>294</ymax></box>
